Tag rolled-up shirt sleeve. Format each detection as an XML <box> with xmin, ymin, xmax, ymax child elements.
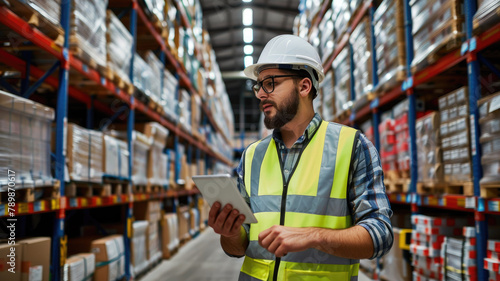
<box><xmin>349</xmin><ymin>133</ymin><xmax>394</xmax><ymax>259</ymax></box>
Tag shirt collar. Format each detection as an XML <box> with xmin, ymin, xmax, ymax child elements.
<box><xmin>272</xmin><ymin>113</ymin><xmax>323</xmax><ymax>145</ymax></box>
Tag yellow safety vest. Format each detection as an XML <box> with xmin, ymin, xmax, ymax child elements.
<box><xmin>240</xmin><ymin>121</ymin><xmax>360</xmax><ymax>281</ymax></box>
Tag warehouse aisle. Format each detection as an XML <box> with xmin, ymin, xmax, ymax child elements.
<box><xmin>139</xmin><ymin>228</ymin><xmax>372</xmax><ymax>281</ymax></box>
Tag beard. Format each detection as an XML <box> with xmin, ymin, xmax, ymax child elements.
<box><xmin>261</xmin><ymin>88</ymin><xmax>300</xmax><ymax>129</ymax></box>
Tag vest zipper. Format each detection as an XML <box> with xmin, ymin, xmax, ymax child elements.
<box><xmin>272</xmin><ymin>124</ymin><xmax>321</xmax><ymax>281</ymax></box>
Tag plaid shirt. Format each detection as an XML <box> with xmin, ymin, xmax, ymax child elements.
<box><xmin>236</xmin><ymin>113</ymin><xmax>393</xmax><ymax>259</ymax></box>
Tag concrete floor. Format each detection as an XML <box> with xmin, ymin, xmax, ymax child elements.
<box><xmin>139</xmin><ymin>228</ymin><xmax>373</xmax><ymax>281</ymax></box>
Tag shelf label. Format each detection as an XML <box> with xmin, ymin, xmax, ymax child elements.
<box><xmin>461</xmin><ymin>42</ymin><xmax>469</xmax><ymax>55</ymax></box>
<box><xmin>81</xmin><ymin>198</ymin><xmax>88</xmax><ymax>207</ymax></box>
<box><xmin>470</xmin><ymin>115</ymin><xmax>477</xmax><ymax>156</ymax></box>
<box><xmin>100</xmin><ymin>77</ymin><xmax>106</xmax><ymax>86</ymax></box>
<box><xmin>465</xmin><ymin>197</ymin><xmax>476</xmax><ymax>209</ymax></box>
<box><xmin>469</xmin><ymin>38</ymin><xmax>477</xmax><ymax>52</ymax></box>
<box><xmin>0</xmin><ymin>204</ymin><xmax>5</xmax><ymax>216</ymax></box>
<box><xmin>487</xmin><ymin>200</ymin><xmax>497</xmax><ymax>212</ymax></box>
<box><xmin>34</xmin><ymin>201</ymin><xmax>44</xmax><ymax>212</ymax></box>
<box><xmin>370</xmin><ymin>98</ymin><xmax>379</xmax><ymax>109</ymax></box>
<box><xmin>349</xmin><ymin>112</ymin><xmax>356</xmax><ymax>122</ymax></box>
<box><xmin>83</xmin><ymin>65</ymin><xmax>89</xmax><ymax>73</ymax></box>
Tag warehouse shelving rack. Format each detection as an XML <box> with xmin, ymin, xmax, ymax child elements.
<box><xmin>307</xmin><ymin>0</ymin><xmax>500</xmax><ymax>280</ymax></box>
<box><xmin>0</xmin><ymin>0</ymin><xmax>231</xmax><ymax>280</ymax></box>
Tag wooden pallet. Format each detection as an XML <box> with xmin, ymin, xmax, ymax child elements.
<box><xmin>384</xmin><ymin>178</ymin><xmax>411</xmax><ymax>193</ymax></box>
<box><xmin>417</xmin><ymin>181</ymin><xmax>474</xmax><ymax>196</ymax></box>
<box><xmin>69</xmin><ymin>34</ymin><xmax>107</xmax><ymax>72</ymax></box>
<box><xmin>0</xmin><ymin>180</ymin><xmax>60</xmax><ymax>203</ymax></box>
<box><xmin>2</xmin><ymin>0</ymin><xmax>65</xmax><ymax>45</ymax></box>
<box><xmin>65</xmin><ymin>180</ymin><xmax>130</xmax><ymax>197</ymax></box>
<box><xmin>481</xmin><ymin>183</ymin><xmax>500</xmax><ymax>198</ymax></box>
<box><xmin>132</xmin><ymin>184</ymin><xmax>163</xmax><ymax>194</ymax></box>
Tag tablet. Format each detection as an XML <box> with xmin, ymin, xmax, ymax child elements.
<box><xmin>192</xmin><ymin>174</ymin><xmax>258</xmax><ymax>224</ymax></box>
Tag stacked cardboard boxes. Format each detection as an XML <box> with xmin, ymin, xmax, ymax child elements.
<box><xmin>333</xmin><ymin>48</ymin><xmax>351</xmax><ymax>115</ymax></box>
<box><xmin>0</xmin><ymin>237</ymin><xmax>51</xmax><ymax>281</ymax></box>
<box><xmin>179</xmin><ymin>89</ymin><xmax>192</xmax><ymax>133</ymax></box>
<box><xmin>67</xmin><ymin>123</ymin><xmax>104</xmax><ymax>183</ymax></box>
<box><xmin>131</xmin><ymin>221</ymin><xmax>149</xmax><ymax>275</ymax></box>
<box><xmin>133</xmin><ymin>53</ymin><xmax>156</xmax><ymax>101</ymax></box>
<box><xmin>416</xmin><ymin>112</ymin><xmax>444</xmax><ymax>184</ymax></box>
<box><xmin>161</xmin><ymin>212</ymin><xmax>180</xmax><ymax>259</ymax></box>
<box><xmin>133</xmin><ymin>200</ymin><xmax>162</xmax><ymax>265</ymax></box>
<box><xmin>331</xmin><ymin>0</ymin><xmax>351</xmax><ymax>41</ymax></box>
<box><xmin>486</xmin><ymin>240</ymin><xmax>500</xmax><ymax>280</ymax></box>
<box><xmin>320</xmin><ymin>70</ymin><xmax>335</xmax><ymax>122</ymax></box>
<box><xmin>90</xmin><ymin>235</ymin><xmax>125</xmax><ymax>281</ymax></box>
<box><xmin>374</xmin><ymin>0</ymin><xmax>406</xmax><ymax>90</ymax></box>
<box><xmin>478</xmin><ymin>91</ymin><xmax>500</xmax><ymax>186</ymax></box>
<box><xmin>380</xmin><ymin>113</ymin><xmax>398</xmax><ymax>175</ymax></box>
<box><xmin>441</xmin><ymin>227</ymin><xmax>477</xmax><ymax>281</ymax></box>
<box><xmin>105</xmin><ymin>10</ymin><xmax>133</xmax><ymax>85</ymax></box>
<box><xmin>473</xmin><ymin>0</ymin><xmax>500</xmax><ymax>33</ymax></box>
<box><xmin>102</xmin><ymin>135</ymin><xmax>129</xmax><ymax>179</ymax></box>
<box><xmin>0</xmin><ymin>90</ymin><xmax>54</xmax><ymax>189</ymax></box>
<box><xmin>410</xmin><ymin>0</ymin><xmax>465</xmax><ymax>69</ymax></box>
<box><xmin>135</xmin><ymin>122</ymin><xmax>169</xmax><ymax>188</ymax></box>
<box><xmin>162</xmin><ymin>69</ymin><xmax>179</xmax><ymax>123</ymax></box>
<box><xmin>64</xmin><ymin>253</ymin><xmax>96</xmax><ymax>281</ymax></box>
<box><xmin>145</xmin><ymin>51</ymin><xmax>164</xmax><ymax>107</ymax></box>
<box><xmin>439</xmin><ymin>87</ymin><xmax>472</xmax><ymax>183</ymax></box>
<box><xmin>317</xmin><ymin>10</ymin><xmax>335</xmax><ymax>63</ymax></box>
<box><xmin>177</xmin><ymin>206</ymin><xmax>191</xmax><ymax>242</ymax></box>
<box><xmin>70</xmin><ymin>0</ymin><xmax>108</xmax><ymax>69</ymax></box>
<box><xmin>350</xmin><ymin>16</ymin><xmax>373</xmax><ymax>100</ymax></box>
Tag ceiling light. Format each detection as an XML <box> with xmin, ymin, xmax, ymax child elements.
<box><xmin>244</xmin><ymin>56</ymin><xmax>253</xmax><ymax>68</ymax></box>
<box><xmin>244</xmin><ymin>45</ymin><xmax>253</xmax><ymax>55</ymax></box>
<box><xmin>242</xmin><ymin>8</ymin><xmax>253</xmax><ymax>26</ymax></box>
<box><xmin>243</xmin><ymin>28</ymin><xmax>253</xmax><ymax>43</ymax></box>
<box><xmin>242</xmin><ymin>0</ymin><xmax>252</xmax><ymax>2</ymax></box>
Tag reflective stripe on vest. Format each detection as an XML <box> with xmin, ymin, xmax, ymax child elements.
<box><xmin>241</xmin><ymin>121</ymin><xmax>360</xmax><ymax>280</ymax></box>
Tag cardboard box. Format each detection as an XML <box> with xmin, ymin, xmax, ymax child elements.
<box><xmin>67</xmin><ymin>123</ymin><xmax>103</xmax><ymax>183</ymax></box>
<box><xmin>161</xmin><ymin>213</ymin><xmax>179</xmax><ymax>259</ymax></box>
<box><xmin>64</xmin><ymin>253</ymin><xmax>95</xmax><ymax>281</ymax></box>
<box><xmin>131</xmin><ymin>221</ymin><xmax>148</xmax><ymax>275</ymax></box>
<box><xmin>134</xmin><ymin>200</ymin><xmax>161</xmax><ymax>222</ymax></box>
<box><xmin>19</xmin><ymin>237</ymin><xmax>51</xmax><ymax>281</ymax></box>
<box><xmin>0</xmin><ymin>242</ymin><xmax>23</xmax><ymax>281</ymax></box>
<box><xmin>90</xmin><ymin>235</ymin><xmax>125</xmax><ymax>281</ymax></box>
<box><xmin>177</xmin><ymin>207</ymin><xmax>190</xmax><ymax>241</ymax></box>
<box><xmin>102</xmin><ymin>135</ymin><xmax>129</xmax><ymax>178</ymax></box>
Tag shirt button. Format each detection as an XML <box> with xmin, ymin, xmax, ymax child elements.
<box><xmin>284</xmin><ymin>169</ymin><xmax>289</xmax><ymax>174</ymax></box>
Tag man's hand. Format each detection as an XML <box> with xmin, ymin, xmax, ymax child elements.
<box><xmin>258</xmin><ymin>225</ymin><xmax>315</xmax><ymax>257</ymax></box>
<box><xmin>208</xmin><ymin>202</ymin><xmax>246</xmax><ymax>238</ymax></box>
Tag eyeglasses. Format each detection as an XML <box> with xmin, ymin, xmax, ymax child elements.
<box><xmin>253</xmin><ymin>75</ymin><xmax>303</xmax><ymax>96</ymax></box>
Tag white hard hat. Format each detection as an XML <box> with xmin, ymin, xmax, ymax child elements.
<box><xmin>244</xmin><ymin>34</ymin><xmax>324</xmax><ymax>91</ymax></box>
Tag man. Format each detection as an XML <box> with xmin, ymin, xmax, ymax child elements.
<box><xmin>208</xmin><ymin>34</ymin><xmax>393</xmax><ymax>280</ymax></box>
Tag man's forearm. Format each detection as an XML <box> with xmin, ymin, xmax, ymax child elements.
<box><xmin>311</xmin><ymin>225</ymin><xmax>374</xmax><ymax>259</ymax></box>
<box><xmin>221</xmin><ymin>226</ymin><xmax>249</xmax><ymax>257</ymax></box>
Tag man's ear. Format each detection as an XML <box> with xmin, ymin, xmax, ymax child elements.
<box><xmin>298</xmin><ymin>77</ymin><xmax>312</xmax><ymax>98</ymax></box>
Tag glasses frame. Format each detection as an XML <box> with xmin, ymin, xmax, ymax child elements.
<box><xmin>253</xmin><ymin>75</ymin><xmax>303</xmax><ymax>96</ymax></box>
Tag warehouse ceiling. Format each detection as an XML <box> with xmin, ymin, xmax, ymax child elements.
<box><xmin>199</xmin><ymin>0</ymin><xmax>301</xmax><ymax>138</ymax></box>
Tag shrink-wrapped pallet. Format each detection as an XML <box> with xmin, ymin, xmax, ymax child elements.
<box><xmin>90</xmin><ymin>235</ymin><xmax>125</xmax><ymax>281</ymax></box>
<box><xmin>478</xmin><ymin>91</ymin><xmax>500</xmax><ymax>184</ymax></box>
<box><xmin>320</xmin><ymin>70</ymin><xmax>335</xmax><ymax>121</ymax></box>
<box><xmin>106</xmin><ymin>10</ymin><xmax>133</xmax><ymax>85</ymax></box>
<box><xmin>416</xmin><ymin>112</ymin><xmax>443</xmax><ymax>183</ymax></box>
<box><xmin>350</xmin><ymin>17</ymin><xmax>373</xmax><ymax>99</ymax></box>
<box><xmin>0</xmin><ymin>90</ymin><xmax>54</xmax><ymax>189</ymax></box>
<box><xmin>333</xmin><ymin>48</ymin><xmax>351</xmax><ymax>115</ymax></box>
<box><xmin>64</xmin><ymin>253</ymin><xmax>96</xmax><ymax>281</ymax></box>
<box><xmin>161</xmin><ymin>69</ymin><xmax>179</xmax><ymax>122</ymax></box>
<box><xmin>102</xmin><ymin>135</ymin><xmax>129</xmax><ymax>179</ymax></box>
<box><xmin>374</xmin><ymin>0</ymin><xmax>406</xmax><ymax>90</ymax></box>
<box><xmin>145</xmin><ymin>51</ymin><xmax>163</xmax><ymax>104</ymax></box>
<box><xmin>70</xmin><ymin>0</ymin><xmax>108</xmax><ymax>69</ymax></box>
<box><xmin>161</xmin><ymin>213</ymin><xmax>179</xmax><ymax>259</ymax></box>
<box><xmin>67</xmin><ymin>123</ymin><xmax>103</xmax><ymax>183</ymax></box>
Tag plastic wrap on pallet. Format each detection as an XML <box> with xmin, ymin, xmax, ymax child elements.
<box><xmin>133</xmin><ymin>53</ymin><xmax>155</xmax><ymax>99</ymax></box>
<box><xmin>161</xmin><ymin>213</ymin><xmax>179</xmax><ymax>259</ymax></box>
<box><xmin>416</xmin><ymin>112</ymin><xmax>444</xmax><ymax>183</ymax></box>
<box><xmin>333</xmin><ymin>48</ymin><xmax>351</xmax><ymax>115</ymax></box>
<box><xmin>473</xmin><ymin>0</ymin><xmax>500</xmax><ymax>33</ymax></box>
<box><xmin>320</xmin><ymin>70</ymin><xmax>335</xmax><ymax>121</ymax></box>
<box><xmin>67</xmin><ymin>123</ymin><xmax>103</xmax><ymax>183</ymax></box>
<box><xmin>179</xmin><ymin>89</ymin><xmax>192</xmax><ymax>133</ymax></box>
<box><xmin>90</xmin><ymin>235</ymin><xmax>125</xmax><ymax>281</ymax></box>
<box><xmin>478</xmin><ymin>91</ymin><xmax>500</xmax><ymax>183</ymax></box>
<box><xmin>18</xmin><ymin>0</ymin><xmax>61</xmax><ymax>27</ymax></box>
<box><xmin>71</xmin><ymin>0</ymin><xmax>108</xmax><ymax>68</ymax></box>
<box><xmin>131</xmin><ymin>221</ymin><xmax>149</xmax><ymax>276</ymax></box>
<box><xmin>106</xmin><ymin>10</ymin><xmax>133</xmax><ymax>85</ymax></box>
<box><xmin>147</xmin><ymin>221</ymin><xmax>162</xmax><ymax>264</ymax></box>
<box><xmin>139</xmin><ymin>0</ymin><xmax>164</xmax><ymax>22</ymax></box>
<box><xmin>145</xmin><ymin>51</ymin><xmax>163</xmax><ymax>104</ymax></box>
<box><xmin>0</xmin><ymin>90</ymin><xmax>54</xmax><ymax>189</ymax></box>
<box><xmin>102</xmin><ymin>135</ymin><xmax>129</xmax><ymax>179</ymax></box>
<box><xmin>161</xmin><ymin>69</ymin><xmax>179</xmax><ymax>122</ymax></box>
<box><xmin>64</xmin><ymin>253</ymin><xmax>96</xmax><ymax>281</ymax></box>
<box><xmin>374</xmin><ymin>0</ymin><xmax>406</xmax><ymax>89</ymax></box>
<box><xmin>350</xmin><ymin>17</ymin><xmax>373</xmax><ymax>98</ymax></box>
<box><xmin>331</xmin><ymin>0</ymin><xmax>351</xmax><ymax>40</ymax></box>
<box><xmin>438</xmin><ymin>87</ymin><xmax>472</xmax><ymax>182</ymax></box>
<box><xmin>318</xmin><ymin>10</ymin><xmax>335</xmax><ymax>63</ymax></box>
<box><xmin>411</xmin><ymin>0</ymin><xmax>465</xmax><ymax>68</ymax></box>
